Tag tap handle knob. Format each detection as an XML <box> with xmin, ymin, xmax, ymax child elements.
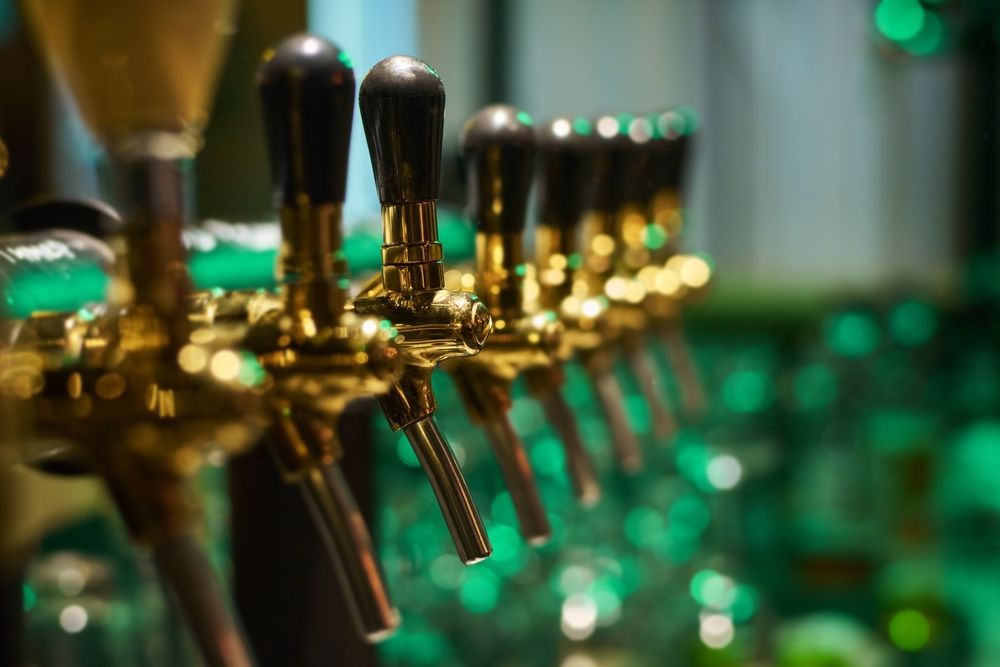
<box><xmin>359</xmin><ymin>55</ymin><xmax>445</xmax><ymax>204</ymax></box>
<box><xmin>258</xmin><ymin>34</ymin><xmax>355</xmax><ymax>207</ymax></box>
<box><xmin>536</xmin><ymin>116</ymin><xmax>598</xmax><ymax>230</ymax></box>
<box><xmin>460</xmin><ymin>105</ymin><xmax>535</xmax><ymax>235</ymax></box>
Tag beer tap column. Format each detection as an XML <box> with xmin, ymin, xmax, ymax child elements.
<box><xmin>353</xmin><ymin>56</ymin><xmax>492</xmax><ymax>564</ymax></box>
<box><xmin>255</xmin><ymin>34</ymin><xmax>400</xmax><ymax>642</ymax></box>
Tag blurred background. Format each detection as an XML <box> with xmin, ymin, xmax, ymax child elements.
<box><xmin>2</xmin><ymin>0</ymin><xmax>1000</xmax><ymax>666</ymax></box>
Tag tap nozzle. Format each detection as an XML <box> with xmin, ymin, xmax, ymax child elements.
<box><xmin>355</xmin><ymin>55</ymin><xmax>491</xmax><ymax>563</ymax></box>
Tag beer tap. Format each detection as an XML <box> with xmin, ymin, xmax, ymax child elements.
<box><xmin>588</xmin><ymin>114</ymin><xmax>678</xmax><ymax>443</ymax></box>
<box><xmin>352</xmin><ymin>56</ymin><xmax>493</xmax><ymax>564</ymax></box>
<box><xmin>10</xmin><ymin>1</ymin><xmax>260</xmax><ymax>665</ymax></box>
<box><xmin>246</xmin><ymin>34</ymin><xmax>401</xmax><ymax>641</ymax></box>
<box><xmin>533</xmin><ymin>116</ymin><xmax>644</xmax><ymax>472</ymax></box>
<box><xmin>446</xmin><ymin>105</ymin><xmax>600</xmax><ymax>544</ymax></box>
<box><xmin>643</xmin><ymin>109</ymin><xmax>708</xmax><ymax>418</ymax></box>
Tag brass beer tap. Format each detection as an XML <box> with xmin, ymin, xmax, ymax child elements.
<box><xmin>592</xmin><ymin>113</ymin><xmax>678</xmax><ymax>441</ymax></box>
<box><xmin>246</xmin><ymin>34</ymin><xmax>401</xmax><ymax>642</ymax></box>
<box><xmin>10</xmin><ymin>1</ymin><xmax>259</xmax><ymax>665</ymax></box>
<box><xmin>353</xmin><ymin>56</ymin><xmax>494</xmax><ymax>564</ymax></box>
<box><xmin>533</xmin><ymin>116</ymin><xmax>644</xmax><ymax>472</ymax></box>
<box><xmin>643</xmin><ymin>109</ymin><xmax>709</xmax><ymax>418</ymax></box>
<box><xmin>447</xmin><ymin>105</ymin><xmax>600</xmax><ymax>545</ymax></box>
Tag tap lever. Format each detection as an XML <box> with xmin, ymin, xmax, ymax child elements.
<box><xmin>258</xmin><ymin>34</ymin><xmax>354</xmax><ymax>208</ymax></box>
<box><xmin>460</xmin><ymin>105</ymin><xmax>534</xmax><ymax>320</ymax></box>
<box><xmin>258</xmin><ymin>35</ymin><xmax>356</xmax><ymax>322</ymax></box>
<box><xmin>403</xmin><ymin>417</ymin><xmax>492</xmax><ymax>564</ymax></box>
<box><xmin>360</xmin><ymin>55</ymin><xmax>447</xmax><ymax>294</ymax></box>
<box><xmin>359</xmin><ymin>55</ymin><xmax>444</xmax><ymax>205</ymax></box>
<box><xmin>461</xmin><ymin>105</ymin><xmax>534</xmax><ymax>235</ymax></box>
<box><xmin>537</xmin><ymin>116</ymin><xmax>599</xmax><ymax>231</ymax></box>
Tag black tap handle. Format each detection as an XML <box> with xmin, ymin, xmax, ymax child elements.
<box><xmin>592</xmin><ymin>113</ymin><xmax>651</xmax><ymax>213</ymax></box>
<box><xmin>257</xmin><ymin>34</ymin><xmax>355</xmax><ymax>207</ymax></box>
<box><xmin>359</xmin><ymin>55</ymin><xmax>444</xmax><ymax>204</ymax></box>
<box><xmin>460</xmin><ymin>105</ymin><xmax>535</xmax><ymax>235</ymax></box>
<box><xmin>535</xmin><ymin>116</ymin><xmax>598</xmax><ymax>230</ymax></box>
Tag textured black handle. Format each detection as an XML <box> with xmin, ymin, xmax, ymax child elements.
<box><xmin>535</xmin><ymin>116</ymin><xmax>598</xmax><ymax>230</ymax></box>
<box><xmin>592</xmin><ymin>113</ymin><xmax>651</xmax><ymax>213</ymax></box>
<box><xmin>359</xmin><ymin>55</ymin><xmax>444</xmax><ymax>204</ymax></box>
<box><xmin>257</xmin><ymin>34</ymin><xmax>355</xmax><ymax>207</ymax></box>
<box><xmin>460</xmin><ymin>105</ymin><xmax>534</xmax><ymax>234</ymax></box>
<box><xmin>645</xmin><ymin>109</ymin><xmax>693</xmax><ymax>196</ymax></box>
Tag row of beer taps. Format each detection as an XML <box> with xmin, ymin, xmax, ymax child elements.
<box><xmin>0</xmin><ymin>21</ymin><xmax>708</xmax><ymax>667</ymax></box>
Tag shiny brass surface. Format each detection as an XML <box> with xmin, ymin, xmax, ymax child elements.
<box><xmin>403</xmin><ymin>417</ymin><xmax>491</xmax><ymax>564</ymax></box>
<box><xmin>481</xmin><ymin>416</ymin><xmax>551</xmax><ymax>545</ymax></box>
<box><xmin>351</xmin><ymin>166</ymin><xmax>493</xmax><ymax>562</ymax></box>
<box><xmin>380</xmin><ymin>201</ymin><xmax>445</xmax><ymax>293</ymax></box>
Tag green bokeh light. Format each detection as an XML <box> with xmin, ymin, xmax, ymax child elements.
<box><xmin>902</xmin><ymin>10</ymin><xmax>945</xmax><ymax>56</ymax></box>
<box><xmin>889</xmin><ymin>299</ymin><xmax>937</xmax><ymax>346</ymax></box>
<box><xmin>644</xmin><ymin>223</ymin><xmax>668</xmax><ymax>251</ymax></box>
<box><xmin>888</xmin><ymin>608</ymin><xmax>931</xmax><ymax>651</ymax></box>
<box><xmin>530</xmin><ymin>436</ymin><xmax>565</xmax><ymax>477</ymax></box>
<box><xmin>875</xmin><ymin>0</ymin><xmax>926</xmax><ymax>42</ymax></box>
<box><xmin>460</xmin><ymin>568</ymin><xmax>501</xmax><ymax>614</ymax></box>
<box><xmin>624</xmin><ymin>506</ymin><xmax>665</xmax><ymax>547</ymax></box>
<box><xmin>722</xmin><ymin>369</ymin><xmax>772</xmax><ymax>413</ymax></box>
<box><xmin>825</xmin><ymin>311</ymin><xmax>880</xmax><ymax>358</ymax></box>
<box><xmin>793</xmin><ymin>363</ymin><xmax>838</xmax><ymax>411</ymax></box>
<box><xmin>572</xmin><ymin>117</ymin><xmax>593</xmax><ymax>136</ymax></box>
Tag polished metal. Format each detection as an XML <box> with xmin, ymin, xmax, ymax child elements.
<box><xmin>299</xmin><ymin>459</ymin><xmax>399</xmax><ymax>641</ymax></box>
<box><xmin>152</xmin><ymin>533</ymin><xmax>255</xmax><ymax>667</ymax></box>
<box><xmin>481</xmin><ymin>416</ymin><xmax>551</xmax><ymax>544</ymax></box>
<box><xmin>530</xmin><ymin>379</ymin><xmax>601</xmax><ymax>506</ymax></box>
<box><xmin>590</xmin><ymin>360</ymin><xmax>643</xmax><ymax>473</ymax></box>
<box><xmin>403</xmin><ymin>417</ymin><xmax>491</xmax><ymax>563</ymax></box>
